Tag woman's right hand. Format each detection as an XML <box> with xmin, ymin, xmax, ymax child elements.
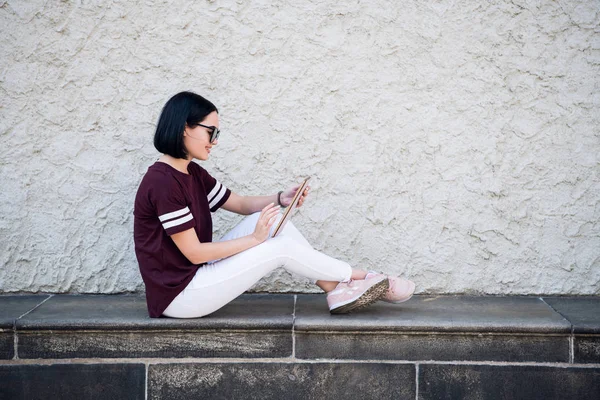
<box><xmin>251</xmin><ymin>203</ymin><xmax>280</xmax><ymax>243</ymax></box>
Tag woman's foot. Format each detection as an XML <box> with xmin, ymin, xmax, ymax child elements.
<box><xmin>326</xmin><ymin>275</ymin><xmax>389</xmax><ymax>314</ymax></box>
<box><xmin>365</xmin><ymin>270</ymin><xmax>415</xmax><ymax>303</ymax></box>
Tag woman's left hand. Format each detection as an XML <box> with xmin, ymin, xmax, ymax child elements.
<box><xmin>281</xmin><ymin>183</ymin><xmax>311</xmax><ymax>208</ymax></box>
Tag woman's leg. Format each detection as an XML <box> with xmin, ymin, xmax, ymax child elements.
<box><xmin>163</xmin><ymin>234</ymin><xmax>353</xmax><ymax>318</ymax></box>
<box><xmin>267</xmin><ymin>214</ymin><xmax>368</xmax><ymax>290</ymax></box>
<box><xmin>212</xmin><ymin>212</ymin><xmax>368</xmax><ymax>289</ymax></box>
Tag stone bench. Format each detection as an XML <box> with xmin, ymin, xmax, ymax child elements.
<box><xmin>1</xmin><ymin>293</ymin><xmax>599</xmax><ymax>399</ymax></box>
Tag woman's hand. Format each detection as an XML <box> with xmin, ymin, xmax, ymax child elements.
<box><xmin>280</xmin><ymin>183</ymin><xmax>311</xmax><ymax>208</ymax></box>
<box><xmin>251</xmin><ymin>203</ymin><xmax>280</xmax><ymax>243</ymax></box>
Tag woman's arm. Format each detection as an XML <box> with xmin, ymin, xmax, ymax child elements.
<box><xmin>171</xmin><ymin>203</ymin><xmax>280</xmax><ymax>264</ymax></box>
<box><xmin>171</xmin><ymin>227</ymin><xmax>260</xmax><ymax>265</ymax></box>
<box><xmin>222</xmin><ymin>191</ymin><xmax>279</xmax><ymax>215</ymax></box>
<box><xmin>242</xmin><ymin>194</ymin><xmax>280</xmax><ymax>214</ymax></box>
<box><xmin>223</xmin><ymin>185</ymin><xmax>310</xmax><ymax>216</ymax></box>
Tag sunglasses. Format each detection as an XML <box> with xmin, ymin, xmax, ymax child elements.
<box><xmin>192</xmin><ymin>123</ymin><xmax>221</xmax><ymax>144</ymax></box>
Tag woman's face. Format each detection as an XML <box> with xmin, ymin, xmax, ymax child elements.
<box><xmin>183</xmin><ymin>111</ymin><xmax>219</xmax><ymax>161</ymax></box>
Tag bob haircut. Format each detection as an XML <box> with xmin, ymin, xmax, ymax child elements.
<box><xmin>154</xmin><ymin>91</ymin><xmax>219</xmax><ymax>159</ymax></box>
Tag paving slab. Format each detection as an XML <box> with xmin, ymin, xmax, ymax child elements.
<box><xmin>574</xmin><ymin>337</ymin><xmax>600</xmax><ymax>364</ymax></box>
<box><xmin>0</xmin><ymin>295</ymin><xmax>51</xmax><ymax>328</ymax></box>
<box><xmin>543</xmin><ymin>297</ymin><xmax>600</xmax><ymax>364</ymax></box>
<box><xmin>17</xmin><ymin>293</ymin><xmax>294</xmax><ymax>330</ymax></box>
<box><xmin>295</xmin><ymin>294</ymin><xmax>571</xmax><ymax>333</ymax></box>
<box><xmin>0</xmin><ymin>363</ymin><xmax>145</xmax><ymax>400</ymax></box>
<box><xmin>148</xmin><ymin>362</ymin><xmax>415</xmax><ymax>400</ymax></box>
<box><xmin>542</xmin><ymin>297</ymin><xmax>600</xmax><ymax>334</ymax></box>
<box><xmin>16</xmin><ymin>294</ymin><xmax>294</xmax><ymax>359</ymax></box>
<box><xmin>294</xmin><ymin>294</ymin><xmax>571</xmax><ymax>362</ymax></box>
<box><xmin>295</xmin><ymin>330</ymin><xmax>570</xmax><ymax>362</ymax></box>
<box><xmin>0</xmin><ymin>334</ymin><xmax>12</xmax><ymax>360</ymax></box>
<box><xmin>419</xmin><ymin>364</ymin><xmax>600</xmax><ymax>400</ymax></box>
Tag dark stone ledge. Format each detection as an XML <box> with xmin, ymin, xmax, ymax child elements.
<box><xmin>4</xmin><ymin>292</ymin><xmax>598</xmax><ymax>363</ymax></box>
<box><xmin>0</xmin><ymin>363</ymin><xmax>145</xmax><ymax>400</ymax></box>
<box><xmin>543</xmin><ymin>297</ymin><xmax>600</xmax><ymax>334</ymax></box>
<box><xmin>295</xmin><ymin>332</ymin><xmax>569</xmax><ymax>362</ymax></box>
<box><xmin>294</xmin><ymin>294</ymin><xmax>572</xmax><ymax>333</ymax></box>
<box><xmin>148</xmin><ymin>362</ymin><xmax>415</xmax><ymax>400</ymax></box>
<box><xmin>16</xmin><ymin>293</ymin><xmax>295</xmax><ymax>331</ymax></box>
<box><xmin>419</xmin><ymin>364</ymin><xmax>600</xmax><ymax>400</ymax></box>
<box><xmin>18</xmin><ymin>330</ymin><xmax>292</xmax><ymax>359</ymax></box>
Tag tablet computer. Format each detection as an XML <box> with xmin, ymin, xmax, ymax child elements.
<box><xmin>271</xmin><ymin>176</ymin><xmax>311</xmax><ymax>238</ymax></box>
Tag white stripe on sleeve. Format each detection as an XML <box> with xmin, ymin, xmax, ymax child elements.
<box><xmin>207</xmin><ymin>180</ymin><xmax>222</xmax><ymax>201</ymax></box>
<box><xmin>158</xmin><ymin>206</ymin><xmax>190</xmax><ymax>222</ymax></box>
<box><xmin>209</xmin><ymin>185</ymin><xmax>227</xmax><ymax>209</ymax></box>
<box><xmin>162</xmin><ymin>212</ymin><xmax>194</xmax><ymax>230</ymax></box>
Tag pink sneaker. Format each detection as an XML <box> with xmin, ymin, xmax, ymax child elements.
<box><xmin>327</xmin><ymin>275</ymin><xmax>389</xmax><ymax>314</ymax></box>
<box><xmin>365</xmin><ymin>270</ymin><xmax>415</xmax><ymax>303</ymax></box>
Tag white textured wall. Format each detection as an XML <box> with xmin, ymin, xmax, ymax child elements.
<box><xmin>1</xmin><ymin>0</ymin><xmax>599</xmax><ymax>295</ymax></box>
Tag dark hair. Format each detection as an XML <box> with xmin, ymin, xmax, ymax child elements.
<box><xmin>154</xmin><ymin>91</ymin><xmax>219</xmax><ymax>159</ymax></box>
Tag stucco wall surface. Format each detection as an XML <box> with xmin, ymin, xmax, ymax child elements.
<box><xmin>1</xmin><ymin>0</ymin><xmax>599</xmax><ymax>295</ymax></box>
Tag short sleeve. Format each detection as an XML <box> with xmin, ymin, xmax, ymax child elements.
<box><xmin>151</xmin><ymin>180</ymin><xmax>196</xmax><ymax>236</ymax></box>
<box><xmin>199</xmin><ymin>166</ymin><xmax>231</xmax><ymax>212</ymax></box>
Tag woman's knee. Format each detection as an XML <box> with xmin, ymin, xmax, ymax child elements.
<box><xmin>260</xmin><ymin>235</ymin><xmax>298</xmax><ymax>257</ymax></box>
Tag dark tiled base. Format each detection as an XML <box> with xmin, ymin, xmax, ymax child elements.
<box><xmin>575</xmin><ymin>336</ymin><xmax>600</xmax><ymax>364</ymax></box>
<box><xmin>0</xmin><ymin>363</ymin><xmax>145</xmax><ymax>400</ymax></box>
<box><xmin>296</xmin><ymin>332</ymin><xmax>570</xmax><ymax>362</ymax></box>
<box><xmin>148</xmin><ymin>362</ymin><xmax>415</xmax><ymax>400</ymax></box>
<box><xmin>18</xmin><ymin>330</ymin><xmax>291</xmax><ymax>359</ymax></box>
<box><xmin>0</xmin><ymin>332</ymin><xmax>13</xmax><ymax>360</ymax></box>
<box><xmin>419</xmin><ymin>364</ymin><xmax>600</xmax><ymax>400</ymax></box>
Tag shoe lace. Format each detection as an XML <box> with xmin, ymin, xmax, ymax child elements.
<box><xmin>386</xmin><ymin>277</ymin><xmax>395</xmax><ymax>294</ymax></box>
<box><xmin>330</xmin><ymin>279</ymin><xmax>353</xmax><ymax>294</ymax></box>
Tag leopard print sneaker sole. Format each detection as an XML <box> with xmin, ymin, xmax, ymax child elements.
<box><xmin>330</xmin><ymin>278</ymin><xmax>390</xmax><ymax>314</ymax></box>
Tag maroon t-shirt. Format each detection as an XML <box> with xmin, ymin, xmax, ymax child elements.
<box><xmin>133</xmin><ymin>161</ymin><xmax>231</xmax><ymax>318</ymax></box>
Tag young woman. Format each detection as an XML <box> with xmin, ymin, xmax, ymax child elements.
<box><xmin>133</xmin><ymin>91</ymin><xmax>415</xmax><ymax>318</ymax></box>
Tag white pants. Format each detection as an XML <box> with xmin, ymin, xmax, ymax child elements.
<box><xmin>162</xmin><ymin>211</ymin><xmax>353</xmax><ymax>318</ymax></box>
